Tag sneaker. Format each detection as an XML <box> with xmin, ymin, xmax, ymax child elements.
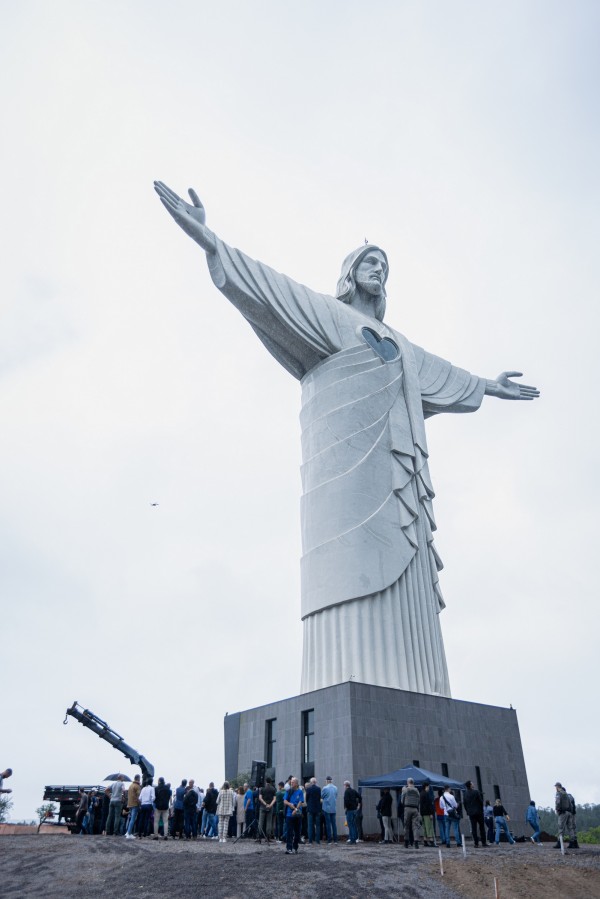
<box><xmin>530</xmin><ymin>836</ymin><xmax>536</xmax><ymax>844</ymax></box>
<box><xmin>285</xmin><ymin>849</ymin><xmax>293</xmax><ymax>854</ymax></box>
<box><xmin>125</xmin><ymin>833</ymin><xmax>135</xmax><ymax>840</ymax></box>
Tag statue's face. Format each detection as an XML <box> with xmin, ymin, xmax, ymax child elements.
<box><xmin>354</xmin><ymin>250</ymin><xmax>388</xmax><ymax>297</ymax></box>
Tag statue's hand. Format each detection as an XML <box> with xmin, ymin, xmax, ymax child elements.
<box><xmin>154</xmin><ymin>181</ymin><xmax>215</xmax><ymax>253</ymax></box>
<box><xmin>487</xmin><ymin>371</ymin><xmax>540</xmax><ymax>401</ymax></box>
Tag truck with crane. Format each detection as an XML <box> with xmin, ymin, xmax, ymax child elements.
<box><xmin>43</xmin><ymin>701</ymin><xmax>154</xmax><ymax>828</ymax></box>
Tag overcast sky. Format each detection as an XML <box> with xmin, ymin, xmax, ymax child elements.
<box><xmin>1</xmin><ymin>0</ymin><xmax>598</xmax><ymax>822</ymax></box>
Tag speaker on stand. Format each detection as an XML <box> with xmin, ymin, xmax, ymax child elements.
<box><xmin>250</xmin><ymin>760</ymin><xmax>266</xmax><ymax>789</ymax></box>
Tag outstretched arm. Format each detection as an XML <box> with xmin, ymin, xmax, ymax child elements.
<box><xmin>154</xmin><ymin>181</ymin><xmax>216</xmax><ymax>254</ymax></box>
<box><xmin>485</xmin><ymin>371</ymin><xmax>540</xmax><ymax>401</ymax></box>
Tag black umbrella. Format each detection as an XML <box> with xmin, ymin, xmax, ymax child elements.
<box><xmin>104</xmin><ymin>773</ymin><xmax>132</xmax><ymax>782</ymax></box>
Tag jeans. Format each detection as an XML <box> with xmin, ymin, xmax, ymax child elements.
<box><xmin>275</xmin><ymin>810</ymin><xmax>285</xmax><ymax>840</ymax></box>
<box><xmin>105</xmin><ymin>802</ymin><xmax>122</xmax><ymax>835</ymax></box>
<box><xmin>495</xmin><ymin>816</ymin><xmax>514</xmax><ymax>844</ymax></box>
<box><xmin>184</xmin><ymin>808</ymin><xmax>198</xmax><ymax>838</ymax></box>
<box><xmin>448</xmin><ymin>816</ymin><xmax>462</xmax><ymax>844</ymax></box>
<box><xmin>528</xmin><ymin>822</ymin><xmax>541</xmax><ymax>843</ymax></box>
<box><xmin>346</xmin><ymin>809</ymin><xmax>358</xmax><ymax>843</ymax></box>
<box><xmin>137</xmin><ymin>805</ymin><xmax>153</xmax><ymax>837</ymax></box>
<box><xmin>307</xmin><ymin>810</ymin><xmax>321</xmax><ymax>843</ymax></box>
<box><xmin>126</xmin><ymin>806</ymin><xmax>139</xmax><ymax>836</ymax></box>
<box><xmin>324</xmin><ymin>811</ymin><xmax>338</xmax><ymax>842</ymax></box>
<box><xmin>485</xmin><ymin>815</ymin><xmax>494</xmax><ymax>843</ymax></box>
<box><xmin>436</xmin><ymin>815</ymin><xmax>448</xmax><ymax>845</ymax></box>
<box><xmin>286</xmin><ymin>814</ymin><xmax>301</xmax><ymax>851</ymax></box>
<box><xmin>203</xmin><ymin>812</ymin><xmax>216</xmax><ymax>836</ymax></box>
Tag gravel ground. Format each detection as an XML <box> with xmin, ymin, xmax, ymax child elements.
<box><xmin>2</xmin><ymin>835</ymin><xmax>600</xmax><ymax>898</ymax></box>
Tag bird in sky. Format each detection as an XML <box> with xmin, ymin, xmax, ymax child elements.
<box><xmin>150</xmin><ymin>503</ymin><xmax>159</xmax><ymax>507</ymax></box>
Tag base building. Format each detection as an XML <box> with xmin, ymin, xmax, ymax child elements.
<box><xmin>224</xmin><ymin>681</ymin><xmax>530</xmax><ymax>838</ymax></box>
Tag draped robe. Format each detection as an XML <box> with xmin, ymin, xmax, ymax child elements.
<box><xmin>207</xmin><ymin>237</ymin><xmax>486</xmax><ymax>696</ymax></box>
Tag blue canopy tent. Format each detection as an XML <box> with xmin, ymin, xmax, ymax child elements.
<box><xmin>358</xmin><ymin>764</ymin><xmax>466</xmax><ymax>791</ymax></box>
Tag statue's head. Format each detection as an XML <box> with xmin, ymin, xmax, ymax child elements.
<box><xmin>336</xmin><ymin>245</ymin><xmax>389</xmax><ymax>321</ymax></box>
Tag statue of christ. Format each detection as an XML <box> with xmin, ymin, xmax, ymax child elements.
<box><xmin>155</xmin><ymin>181</ymin><xmax>539</xmax><ymax>696</ymax></box>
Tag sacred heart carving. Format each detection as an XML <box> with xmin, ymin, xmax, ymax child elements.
<box><xmin>361</xmin><ymin>327</ymin><xmax>399</xmax><ymax>362</ymax></box>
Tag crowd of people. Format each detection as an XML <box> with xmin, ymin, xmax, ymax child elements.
<box><xmin>72</xmin><ymin>773</ymin><xmax>579</xmax><ymax>852</ymax></box>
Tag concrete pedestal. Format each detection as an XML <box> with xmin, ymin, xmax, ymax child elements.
<box><xmin>224</xmin><ymin>681</ymin><xmax>530</xmax><ymax>838</ymax></box>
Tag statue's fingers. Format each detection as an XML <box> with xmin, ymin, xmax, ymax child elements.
<box><xmin>519</xmin><ymin>389</ymin><xmax>540</xmax><ymax>399</ymax></box>
<box><xmin>188</xmin><ymin>188</ymin><xmax>204</xmax><ymax>209</ymax></box>
<box><xmin>501</xmin><ymin>370</ymin><xmax>523</xmax><ymax>380</ymax></box>
<box><xmin>159</xmin><ymin>196</ymin><xmax>183</xmax><ymax>219</ymax></box>
<box><xmin>154</xmin><ymin>183</ymin><xmax>176</xmax><ymax>204</ymax></box>
<box><xmin>154</xmin><ymin>181</ymin><xmax>183</xmax><ymax>205</ymax></box>
<box><xmin>158</xmin><ymin>194</ymin><xmax>179</xmax><ymax>214</ymax></box>
<box><xmin>519</xmin><ymin>385</ymin><xmax>539</xmax><ymax>393</ymax></box>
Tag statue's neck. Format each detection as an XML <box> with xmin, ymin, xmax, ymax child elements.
<box><xmin>349</xmin><ymin>288</ymin><xmax>384</xmax><ymax>321</ymax></box>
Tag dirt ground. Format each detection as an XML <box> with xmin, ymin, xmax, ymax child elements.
<box><xmin>1</xmin><ymin>835</ymin><xmax>600</xmax><ymax>899</ymax></box>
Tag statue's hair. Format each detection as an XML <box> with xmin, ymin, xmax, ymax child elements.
<box><xmin>336</xmin><ymin>245</ymin><xmax>388</xmax><ymax>321</ymax></box>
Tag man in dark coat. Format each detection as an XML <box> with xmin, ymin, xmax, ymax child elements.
<box><xmin>463</xmin><ymin>780</ymin><xmax>487</xmax><ymax>847</ymax></box>
<box><xmin>304</xmin><ymin>778</ymin><xmax>322</xmax><ymax>845</ymax></box>
<box><xmin>153</xmin><ymin>777</ymin><xmax>172</xmax><ymax>840</ymax></box>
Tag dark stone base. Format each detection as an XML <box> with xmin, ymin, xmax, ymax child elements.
<box><xmin>224</xmin><ymin>681</ymin><xmax>530</xmax><ymax>837</ymax></box>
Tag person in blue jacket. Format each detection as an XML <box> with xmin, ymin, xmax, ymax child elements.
<box><xmin>526</xmin><ymin>801</ymin><xmax>542</xmax><ymax>844</ymax></box>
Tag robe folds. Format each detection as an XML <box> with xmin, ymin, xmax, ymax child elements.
<box><xmin>207</xmin><ymin>237</ymin><xmax>486</xmax><ymax>696</ymax></box>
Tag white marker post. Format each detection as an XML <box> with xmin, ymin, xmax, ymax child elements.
<box><xmin>560</xmin><ymin>834</ymin><xmax>565</xmax><ymax>855</ymax></box>
<box><xmin>494</xmin><ymin>875</ymin><xmax>500</xmax><ymax>898</ymax></box>
<box><xmin>461</xmin><ymin>833</ymin><xmax>467</xmax><ymax>857</ymax></box>
<box><xmin>439</xmin><ymin>848</ymin><xmax>444</xmax><ymax>875</ymax></box>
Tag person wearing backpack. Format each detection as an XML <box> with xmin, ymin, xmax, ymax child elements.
<box><xmin>554</xmin><ymin>782</ymin><xmax>578</xmax><ymax>849</ymax></box>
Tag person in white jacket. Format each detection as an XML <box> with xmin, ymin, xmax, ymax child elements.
<box><xmin>137</xmin><ymin>780</ymin><xmax>156</xmax><ymax>839</ymax></box>
<box><xmin>216</xmin><ymin>782</ymin><xmax>236</xmax><ymax>843</ymax></box>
